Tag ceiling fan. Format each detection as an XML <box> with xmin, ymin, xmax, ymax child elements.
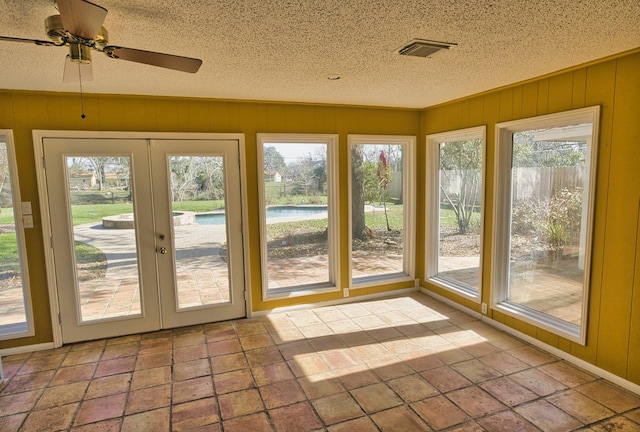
<box><xmin>0</xmin><ymin>0</ymin><xmax>203</xmax><ymax>83</ymax></box>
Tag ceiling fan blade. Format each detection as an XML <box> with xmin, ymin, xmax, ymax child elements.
<box><xmin>56</xmin><ymin>0</ymin><xmax>107</xmax><ymax>40</ymax></box>
<box><xmin>0</xmin><ymin>35</ymin><xmax>57</xmax><ymax>46</ymax></box>
<box><xmin>103</xmin><ymin>46</ymin><xmax>202</xmax><ymax>73</ymax></box>
<box><xmin>63</xmin><ymin>55</ymin><xmax>94</xmax><ymax>83</ymax></box>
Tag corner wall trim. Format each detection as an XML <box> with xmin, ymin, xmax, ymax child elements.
<box><xmin>0</xmin><ymin>342</ymin><xmax>56</xmax><ymax>357</ymax></box>
<box><xmin>420</xmin><ymin>288</ymin><xmax>640</xmax><ymax>396</ymax></box>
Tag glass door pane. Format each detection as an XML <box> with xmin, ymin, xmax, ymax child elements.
<box><xmin>67</xmin><ymin>156</ymin><xmax>143</xmax><ymax>321</ymax></box>
<box><xmin>168</xmin><ymin>155</ymin><xmax>232</xmax><ymax>309</ymax></box>
<box><xmin>43</xmin><ymin>138</ymin><xmax>160</xmax><ymax>344</ymax></box>
<box><xmin>151</xmin><ymin>139</ymin><xmax>245</xmax><ymax>329</ymax></box>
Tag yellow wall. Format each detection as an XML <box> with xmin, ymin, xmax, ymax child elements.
<box><xmin>421</xmin><ymin>49</ymin><xmax>640</xmax><ymax>385</ymax></box>
<box><xmin>1</xmin><ymin>48</ymin><xmax>639</xmax><ymax>387</ymax></box>
<box><xmin>0</xmin><ymin>93</ymin><xmax>420</xmax><ymax>350</ymax></box>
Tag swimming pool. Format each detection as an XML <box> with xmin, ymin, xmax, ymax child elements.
<box><xmin>195</xmin><ymin>205</ymin><xmax>327</xmax><ymax>225</ymax></box>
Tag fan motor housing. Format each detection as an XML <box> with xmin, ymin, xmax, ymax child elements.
<box><xmin>45</xmin><ymin>14</ymin><xmax>109</xmax><ymax>47</ymax></box>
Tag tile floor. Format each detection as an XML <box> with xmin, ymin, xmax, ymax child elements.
<box><xmin>1</xmin><ymin>292</ymin><xmax>639</xmax><ymax>431</ymax></box>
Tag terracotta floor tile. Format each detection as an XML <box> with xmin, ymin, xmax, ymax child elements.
<box><xmin>387</xmin><ymin>373</ymin><xmax>439</xmax><ymax>403</ymax></box>
<box><xmin>222</xmin><ymin>412</ymin><xmax>272</xmax><ymax>432</ymax></box>
<box><xmin>335</xmin><ymin>365</ymin><xmax>380</xmax><ymax>390</ymax></box>
<box><xmin>478</xmin><ymin>411</ymin><xmax>539</xmax><ymax>432</ymax></box>
<box><xmin>398</xmin><ymin>351</ymin><xmax>444</xmax><ymax>372</ymax></box>
<box><xmin>240</xmin><ymin>333</ymin><xmax>275</xmax><ymax>350</ymax></box>
<box><xmin>260</xmin><ymin>379</ymin><xmax>307</xmax><ymax>409</ymax></box>
<box><xmin>590</xmin><ymin>416</ymin><xmax>640</xmax><ymax>431</ymax></box>
<box><xmin>252</xmin><ymin>362</ymin><xmax>295</xmax><ymax>386</ymax></box>
<box><xmin>121</xmin><ymin>407</ymin><xmax>170</xmax><ymax>432</ymax></box>
<box><xmin>577</xmin><ymin>380</ymin><xmax>640</xmax><ymax>413</ymax></box>
<box><xmin>539</xmin><ymin>361</ymin><xmax>597</xmax><ymax>387</ymax></box>
<box><xmin>287</xmin><ymin>353</ymin><xmax>330</xmax><ymax>377</ymax></box>
<box><xmin>0</xmin><ymin>413</ymin><xmax>26</xmax><ymax>432</ymax></box>
<box><xmin>21</xmin><ymin>403</ymin><xmax>78</xmax><ymax>431</ymax></box>
<box><xmin>412</xmin><ymin>395</ymin><xmax>469</xmax><ymax>430</ymax></box>
<box><xmin>511</xmin><ymin>368</ymin><xmax>567</xmax><ymax>396</ymax></box>
<box><xmin>1</xmin><ymin>292</ymin><xmax>638</xmax><ymax>432</ymax></box>
<box><xmin>547</xmin><ymin>389</ymin><xmax>615</xmax><ymax>424</ymax></box>
<box><xmin>350</xmin><ymin>382</ymin><xmax>403</xmax><ymax>413</ymax></box>
<box><xmin>421</xmin><ymin>365</ymin><xmax>472</xmax><ymax>392</ymax></box>
<box><xmin>171</xmin><ymin>397</ymin><xmax>219</xmax><ymax>431</ymax></box>
<box><xmin>507</xmin><ymin>345</ymin><xmax>558</xmax><ymax>366</ymax></box>
<box><xmin>135</xmin><ymin>351</ymin><xmax>172</xmax><ymax>370</ymax></box>
<box><xmin>207</xmin><ymin>339</ymin><xmax>242</xmax><ymax>357</ymax></box>
<box><xmin>172</xmin><ymin>376</ymin><xmax>214</xmax><ymax>404</ymax></box>
<box><xmin>85</xmin><ymin>373</ymin><xmax>132</xmax><ymax>399</ymax></box>
<box><xmin>451</xmin><ymin>359</ymin><xmax>503</xmax><ymax>383</ymax></box>
<box><xmin>0</xmin><ymin>390</ymin><xmax>42</xmax><ymax>416</ymax></box>
<box><xmin>446</xmin><ymin>386</ymin><xmax>507</xmax><ymax>418</ymax></box>
<box><xmin>130</xmin><ymin>366</ymin><xmax>171</xmax><ymax>390</ymax></box>
<box><xmin>370</xmin><ymin>405</ymin><xmax>429</xmax><ymax>431</ymax></box>
<box><xmin>515</xmin><ymin>399</ymin><xmax>583</xmax><ymax>431</ymax></box>
<box><xmin>35</xmin><ymin>381</ymin><xmax>89</xmax><ymax>409</ymax></box>
<box><xmin>94</xmin><ymin>357</ymin><xmax>136</xmax><ymax>378</ymax></box>
<box><xmin>297</xmin><ymin>372</ymin><xmax>345</xmax><ymax>399</ymax></box>
<box><xmin>174</xmin><ymin>344</ymin><xmax>208</xmax><ymax>362</ymax></box>
<box><xmin>245</xmin><ymin>346</ymin><xmax>284</xmax><ymax>367</ymax></box>
<box><xmin>101</xmin><ymin>342</ymin><xmax>140</xmax><ymax>361</ymax></box>
<box><xmin>1</xmin><ymin>370</ymin><xmax>54</xmax><ymax>393</ymax></box>
<box><xmin>311</xmin><ymin>392</ymin><xmax>364</xmax><ymax>425</ymax></box>
<box><xmin>369</xmin><ymin>357</ymin><xmax>414</xmax><ymax>381</ymax></box>
<box><xmin>50</xmin><ymin>363</ymin><xmax>97</xmax><ymax>386</ymax></box>
<box><xmin>173</xmin><ymin>358</ymin><xmax>211</xmax><ymax>381</ymax></box>
<box><xmin>218</xmin><ymin>388</ymin><xmax>265</xmax><ymax>419</ymax></box>
<box><xmin>210</xmin><ymin>352</ymin><xmax>248</xmax><ymax>374</ymax></box>
<box><xmin>62</xmin><ymin>349</ymin><xmax>102</xmax><ymax>367</ymax></box>
<box><xmin>269</xmin><ymin>402</ymin><xmax>323</xmax><ymax>432</ymax></box>
<box><xmin>17</xmin><ymin>353</ymin><xmax>65</xmax><ymax>375</ymax></box>
<box><xmin>327</xmin><ymin>416</ymin><xmax>379</xmax><ymax>432</ymax></box>
<box><xmin>125</xmin><ymin>384</ymin><xmax>171</xmax><ymax>414</ymax></box>
<box><xmin>479</xmin><ymin>351</ymin><xmax>530</xmax><ymax>375</ymax></box>
<box><xmin>234</xmin><ymin>320</ymin><xmax>268</xmax><ymax>337</ymax></box>
<box><xmin>74</xmin><ymin>393</ymin><xmax>127</xmax><ymax>426</ymax></box>
<box><xmin>214</xmin><ymin>369</ymin><xmax>255</xmax><ymax>394</ymax></box>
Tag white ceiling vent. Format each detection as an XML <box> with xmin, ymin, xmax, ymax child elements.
<box><xmin>397</xmin><ymin>39</ymin><xmax>457</xmax><ymax>58</ymax></box>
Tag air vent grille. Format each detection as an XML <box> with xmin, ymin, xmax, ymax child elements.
<box><xmin>397</xmin><ymin>39</ymin><xmax>456</xmax><ymax>58</ymax></box>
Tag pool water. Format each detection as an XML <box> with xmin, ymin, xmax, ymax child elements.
<box><xmin>196</xmin><ymin>206</ymin><xmax>327</xmax><ymax>225</ymax></box>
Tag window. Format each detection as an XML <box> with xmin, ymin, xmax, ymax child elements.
<box><xmin>348</xmin><ymin>135</ymin><xmax>415</xmax><ymax>286</ymax></box>
<box><xmin>493</xmin><ymin>107</ymin><xmax>599</xmax><ymax>344</ymax></box>
<box><xmin>257</xmin><ymin>134</ymin><xmax>339</xmax><ymax>299</ymax></box>
<box><xmin>0</xmin><ymin>131</ymin><xmax>34</xmax><ymax>340</ymax></box>
<box><xmin>426</xmin><ymin>127</ymin><xmax>485</xmax><ymax>301</ymax></box>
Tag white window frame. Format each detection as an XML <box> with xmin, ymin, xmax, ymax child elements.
<box><xmin>347</xmin><ymin>135</ymin><xmax>416</xmax><ymax>288</ymax></box>
<box><xmin>0</xmin><ymin>130</ymin><xmax>34</xmax><ymax>340</ymax></box>
<box><xmin>492</xmin><ymin>106</ymin><xmax>600</xmax><ymax>345</ymax></box>
<box><xmin>425</xmin><ymin>126</ymin><xmax>486</xmax><ymax>303</ymax></box>
<box><xmin>257</xmin><ymin>134</ymin><xmax>339</xmax><ymax>300</ymax></box>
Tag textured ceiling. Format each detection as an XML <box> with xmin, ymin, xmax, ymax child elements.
<box><xmin>1</xmin><ymin>0</ymin><xmax>639</xmax><ymax>109</ymax></box>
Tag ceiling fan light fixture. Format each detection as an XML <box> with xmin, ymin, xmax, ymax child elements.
<box><xmin>397</xmin><ymin>39</ymin><xmax>457</xmax><ymax>58</ymax></box>
<box><xmin>69</xmin><ymin>42</ymin><xmax>91</xmax><ymax>64</ymax></box>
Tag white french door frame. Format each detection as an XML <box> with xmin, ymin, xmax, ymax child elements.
<box><xmin>33</xmin><ymin>130</ymin><xmax>251</xmax><ymax>348</ymax></box>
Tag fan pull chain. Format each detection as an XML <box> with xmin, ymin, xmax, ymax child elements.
<box><xmin>77</xmin><ymin>62</ymin><xmax>86</xmax><ymax>119</ymax></box>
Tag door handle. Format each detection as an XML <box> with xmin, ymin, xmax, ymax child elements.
<box><xmin>158</xmin><ymin>247</ymin><xmax>167</xmax><ymax>254</ymax></box>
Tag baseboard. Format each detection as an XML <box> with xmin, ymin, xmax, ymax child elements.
<box><xmin>420</xmin><ymin>287</ymin><xmax>640</xmax><ymax>396</ymax></box>
<box><xmin>252</xmin><ymin>287</ymin><xmax>419</xmax><ymax>317</ymax></box>
<box><xmin>0</xmin><ymin>342</ymin><xmax>56</xmax><ymax>357</ymax></box>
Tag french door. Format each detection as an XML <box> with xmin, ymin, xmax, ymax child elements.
<box><xmin>42</xmin><ymin>137</ymin><xmax>245</xmax><ymax>343</ymax></box>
